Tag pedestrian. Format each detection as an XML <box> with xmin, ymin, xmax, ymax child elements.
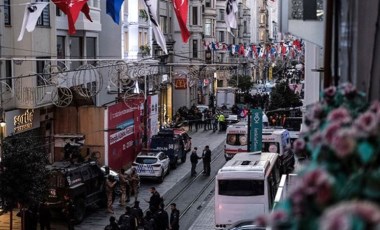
<box><xmin>106</xmin><ymin>175</ymin><xmax>117</xmax><ymax>213</ymax></box>
<box><xmin>207</xmin><ymin>111</ymin><xmax>213</xmax><ymax>130</ymax></box>
<box><xmin>202</xmin><ymin>111</ymin><xmax>207</xmax><ymax>131</ymax></box>
<box><xmin>119</xmin><ymin>168</ymin><xmax>128</xmax><ymax>206</ymax></box>
<box><xmin>143</xmin><ymin>210</ymin><xmax>156</xmax><ymax>230</ymax></box>
<box><xmin>129</xmin><ymin>168</ymin><xmax>140</xmax><ymax>202</ymax></box>
<box><xmin>145</xmin><ymin>187</ymin><xmax>162</xmax><ymax>210</ymax></box>
<box><xmin>169</xmin><ymin>203</ymin><xmax>180</xmax><ymax>230</ymax></box>
<box><xmin>118</xmin><ymin>206</ymin><xmax>136</xmax><ymax>230</ymax></box>
<box><xmin>213</xmin><ymin>113</ymin><xmax>218</xmax><ymax>132</ymax></box>
<box><xmin>24</xmin><ymin>204</ymin><xmax>38</xmax><ymax>230</ymax></box>
<box><xmin>202</xmin><ymin>145</ymin><xmax>212</xmax><ymax>176</ymax></box>
<box><xmin>131</xmin><ymin>201</ymin><xmax>144</xmax><ymax>228</ymax></box>
<box><xmin>105</xmin><ymin>216</ymin><xmax>120</xmax><ymax>230</ymax></box>
<box><xmin>190</xmin><ymin>147</ymin><xmax>202</xmax><ymax>177</ymax></box>
<box><xmin>156</xmin><ymin>203</ymin><xmax>169</xmax><ymax>230</ymax></box>
<box><xmin>62</xmin><ymin>195</ymin><xmax>76</xmax><ymax>230</ymax></box>
<box><xmin>39</xmin><ymin>201</ymin><xmax>51</xmax><ymax>230</ymax></box>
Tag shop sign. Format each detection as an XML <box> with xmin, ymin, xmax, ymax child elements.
<box><xmin>174</xmin><ymin>78</ymin><xmax>187</xmax><ymax>89</ymax></box>
<box><xmin>14</xmin><ymin>109</ymin><xmax>35</xmax><ymax>133</ymax></box>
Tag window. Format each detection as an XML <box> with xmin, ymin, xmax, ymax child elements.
<box><xmin>86</xmin><ymin>37</ymin><xmax>97</xmax><ymax>65</ymax></box>
<box><xmin>218</xmin><ymin>31</ymin><xmax>225</xmax><ymax>42</ymax></box>
<box><xmin>36</xmin><ymin>0</ymin><xmax>50</xmax><ymax>27</ymax></box>
<box><xmin>5</xmin><ymin>60</ymin><xmax>12</xmax><ymax>88</ymax></box>
<box><xmin>192</xmin><ymin>7</ymin><xmax>198</xmax><ymax>25</ymax></box>
<box><xmin>205</xmin><ymin>0</ymin><xmax>211</xmax><ymax>8</ymax></box>
<box><xmin>160</xmin><ymin>16</ymin><xmax>167</xmax><ymax>33</ymax></box>
<box><xmin>192</xmin><ymin>40</ymin><xmax>198</xmax><ymax>58</ymax></box>
<box><xmin>4</xmin><ymin>0</ymin><xmax>11</xmax><ymax>25</ymax></box>
<box><xmin>36</xmin><ymin>57</ymin><xmax>51</xmax><ymax>86</ymax></box>
<box><xmin>218</xmin><ymin>179</ymin><xmax>264</xmax><ymax>196</ymax></box>
<box><xmin>226</xmin><ymin>134</ymin><xmax>247</xmax><ymax>146</ymax></box>
<box><xmin>219</xmin><ymin>9</ymin><xmax>225</xmax><ymax>21</ymax></box>
<box><xmin>57</xmin><ymin>36</ymin><xmax>66</xmax><ymax>68</ymax></box>
<box><xmin>70</xmin><ymin>37</ymin><xmax>83</xmax><ymax>69</ymax></box>
<box><xmin>204</xmin><ymin>19</ymin><xmax>212</xmax><ymax>36</ymax></box>
<box><xmin>244</xmin><ymin>21</ymin><xmax>247</xmax><ymax>33</ymax></box>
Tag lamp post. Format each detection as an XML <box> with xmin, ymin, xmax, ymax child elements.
<box><xmin>0</xmin><ymin>118</ymin><xmax>5</xmax><ymax>163</ymax></box>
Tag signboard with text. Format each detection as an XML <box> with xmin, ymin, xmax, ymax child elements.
<box><xmin>249</xmin><ymin>109</ymin><xmax>263</xmax><ymax>152</ymax></box>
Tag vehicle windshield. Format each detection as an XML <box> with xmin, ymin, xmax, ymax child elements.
<box><xmin>226</xmin><ymin>134</ymin><xmax>247</xmax><ymax>146</ymax></box>
<box><xmin>218</xmin><ymin>179</ymin><xmax>264</xmax><ymax>196</ymax></box>
<box><xmin>49</xmin><ymin>172</ymin><xmax>66</xmax><ymax>188</ymax></box>
<box><xmin>283</xmin><ymin>117</ymin><xmax>302</xmax><ymax>131</ymax></box>
<box><xmin>136</xmin><ymin>157</ymin><xmax>158</xmax><ymax>164</ymax></box>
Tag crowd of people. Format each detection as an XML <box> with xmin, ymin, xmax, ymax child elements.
<box><xmin>105</xmin><ymin>187</ymin><xmax>180</xmax><ymax>230</ymax></box>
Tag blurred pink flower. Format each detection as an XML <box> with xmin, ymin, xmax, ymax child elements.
<box><xmin>320</xmin><ymin>201</ymin><xmax>380</xmax><ymax>230</ymax></box>
<box><xmin>353</xmin><ymin>111</ymin><xmax>378</xmax><ymax>137</ymax></box>
<box><xmin>342</xmin><ymin>82</ymin><xmax>357</xmax><ymax>96</ymax></box>
<box><xmin>369</xmin><ymin>100</ymin><xmax>380</xmax><ymax>118</ymax></box>
<box><xmin>331</xmin><ymin>129</ymin><xmax>356</xmax><ymax>158</ymax></box>
<box><xmin>324</xmin><ymin>86</ymin><xmax>337</xmax><ymax>98</ymax></box>
<box><xmin>327</xmin><ymin>107</ymin><xmax>352</xmax><ymax>124</ymax></box>
<box><xmin>324</xmin><ymin>122</ymin><xmax>342</xmax><ymax>145</ymax></box>
<box><xmin>310</xmin><ymin>132</ymin><xmax>323</xmax><ymax>148</ymax></box>
<box><xmin>293</xmin><ymin>138</ymin><xmax>306</xmax><ymax>153</ymax></box>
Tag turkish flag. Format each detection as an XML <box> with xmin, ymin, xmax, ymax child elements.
<box><xmin>172</xmin><ymin>0</ymin><xmax>190</xmax><ymax>43</ymax></box>
<box><xmin>52</xmin><ymin>0</ymin><xmax>93</xmax><ymax>35</ymax></box>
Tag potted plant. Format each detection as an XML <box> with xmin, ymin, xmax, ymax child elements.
<box><xmin>139</xmin><ymin>44</ymin><xmax>151</xmax><ymax>56</ymax></box>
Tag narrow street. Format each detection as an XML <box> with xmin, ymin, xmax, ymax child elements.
<box><xmin>0</xmin><ymin>128</ymin><xmax>226</xmax><ymax>230</ymax></box>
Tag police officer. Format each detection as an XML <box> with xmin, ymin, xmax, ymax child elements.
<box><xmin>190</xmin><ymin>147</ymin><xmax>202</xmax><ymax>177</ymax></box>
<box><xmin>169</xmin><ymin>203</ymin><xmax>180</xmax><ymax>230</ymax></box>
<box><xmin>202</xmin><ymin>146</ymin><xmax>212</xmax><ymax>176</ymax></box>
<box><xmin>156</xmin><ymin>203</ymin><xmax>169</xmax><ymax>230</ymax></box>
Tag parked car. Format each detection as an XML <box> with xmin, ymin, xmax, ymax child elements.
<box><xmin>132</xmin><ymin>151</ymin><xmax>170</xmax><ymax>183</ymax></box>
<box><xmin>197</xmin><ymin>105</ymin><xmax>209</xmax><ymax>113</ymax></box>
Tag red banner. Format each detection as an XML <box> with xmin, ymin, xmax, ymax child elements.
<box><xmin>107</xmin><ymin>101</ymin><xmax>142</xmax><ymax>169</ymax></box>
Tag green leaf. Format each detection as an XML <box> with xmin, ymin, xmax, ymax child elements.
<box><xmin>357</xmin><ymin>141</ymin><xmax>374</xmax><ymax>164</ymax></box>
<box><xmin>338</xmin><ymin>170</ymin><xmax>365</xmax><ymax>199</ymax></box>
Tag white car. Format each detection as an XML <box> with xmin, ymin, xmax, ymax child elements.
<box><xmin>132</xmin><ymin>151</ymin><xmax>170</xmax><ymax>183</ymax></box>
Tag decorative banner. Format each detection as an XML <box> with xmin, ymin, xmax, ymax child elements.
<box><xmin>174</xmin><ymin>78</ymin><xmax>187</xmax><ymax>89</ymax></box>
<box><xmin>249</xmin><ymin>109</ymin><xmax>263</xmax><ymax>152</ymax></box>
<box><xmin>18</xmin><ymin>2</ymin><xmax>49</xmax><ymax>41</ymax></box>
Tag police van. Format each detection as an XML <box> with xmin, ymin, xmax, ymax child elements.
<box><xmin>150</xmin><ymin>128</ymin><xmax>191</xmax><ymax>169</ymax></box>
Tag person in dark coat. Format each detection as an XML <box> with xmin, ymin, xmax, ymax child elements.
<box><xmin>131</xmin><ymin>201</ymin><xmax>144</xmax><ymax>228</ymax></box>
<box><xmin>24</xmin><ymin>204</ymin><xmax>38</xmax><ymax>230</ymax></box>
<box><xmin>155</xmin><ymin>203</ymin><xmax>169</xmax><ymax>230</ymax></box>
<box><xmin>118</xmin><ymin>206</ymin><xmax>136</xmax><ymax>230</ymax></box>
<box><xmin>169</xmin><ymin>203</ymin><xmax>180</xmax><ymax>230</ymax></box>
<box><xmin>202</xmin><ymin>145</ymin><xmax>212</xmax><ymax>176</ymax></box>
<box><xmin>39</xmin><ymin>202</ymin><xmax>51</xmax><ymax>230</ymax></box>
<box><xmin>105</xmin><ymin>216</ymin><xmax>120</xmax><ymax>230</ymax></box>
<box><xmin>143</xmin><ymin>210</ymin><xmax>156</xmax><ymax>230</ymax></box>
<box><xmin>146</xmin><ymin>187</ymin><xmax>161</xmax><ymax>210</ymax></box>
<box><xmin>190</xmin><ymin>147</ymin><xmax>202</xmax><ymax>177</ymax></box>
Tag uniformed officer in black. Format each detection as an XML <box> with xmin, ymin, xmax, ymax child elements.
<box><xmin>169</xmin><ymin>203</ymin><xmax>180</xmax><ymax>230</ymax></box>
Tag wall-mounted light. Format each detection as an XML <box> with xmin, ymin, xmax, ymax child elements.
<box><xmin>0</xmin><ymin>120</ymin><xmax>6</xmax><ymax>128</ymax></box>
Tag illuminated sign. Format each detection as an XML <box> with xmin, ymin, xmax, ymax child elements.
<box><xmin>13</xmin><ymin>109</ymin><xmax>34</xmax><ymax>133</ymax></box>
<box><xmin>174</xmin><ymin>78</ymin><xmax>187</xmax><ymax>89</ymax></box>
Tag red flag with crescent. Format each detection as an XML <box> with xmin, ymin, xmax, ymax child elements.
<box><xmin>172</xmin><ymin>0</ymin><xmax>190</xmax><ymax>43</ymax></box>
<box><xmin>52</xmin><ymin>0</ymin><xmax>92</xmax><ymax>35</ymax></box>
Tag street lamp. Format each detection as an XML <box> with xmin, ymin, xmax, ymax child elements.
<box><xmin>0</xmin><ymin>119</ymin><xmax>5</xmax><ymax>163</ymax></box>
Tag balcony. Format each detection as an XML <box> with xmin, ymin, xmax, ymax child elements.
<box><xmin>281</xmin><ymin>0</ymin><xmax>324</xmax><ymax>46</ymax></box>
<box><xmin>15</xmin><ymin>83</ymin><xmax>55</xmax><ymax>109</ymax></box>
